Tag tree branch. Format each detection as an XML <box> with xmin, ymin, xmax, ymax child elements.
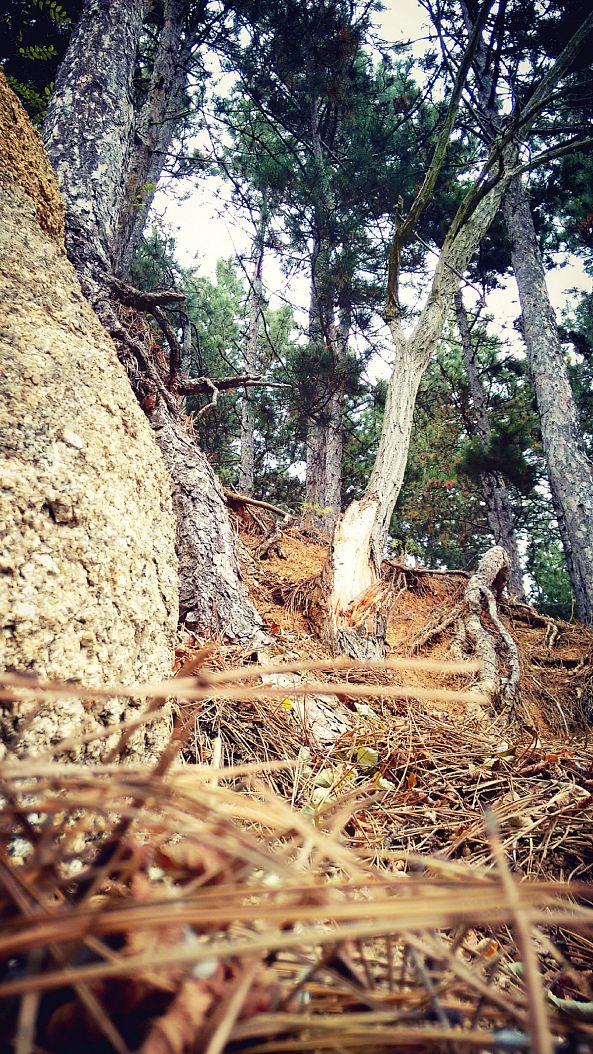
<box><xmin>107</xmin><ymin>275</ymin><xmax>186</xmax><ymax>310</ymax></box>
<box><xmin>178</xmin><ymin>374</ymin><xmax>290</xmax><ymax>396</ymax></box>
<box><xmin>386</xmin><ymin>0</ymin><xmax>494</xmax><ymax>320</ymax></box>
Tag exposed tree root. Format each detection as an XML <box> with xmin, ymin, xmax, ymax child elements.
<box><xmin>413</xmin><ymin>547</ymin><xmax>522</xmax><ymax>712</ymax></box>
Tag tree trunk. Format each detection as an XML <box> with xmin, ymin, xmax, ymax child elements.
<box><xmin>328</xmin><ymin>160</ymin><xmax>516</xmax><ymax>646</ymax></box>
<box><xmin>0</xmin><ymin>74</ymin><xmax>178</xmax><ymax>761</ymax></box>
<box><xmin>503</xmin><ymin>177</ymin><xmax>593</xmax><ymax>622</ymax></box>
<box><xmin>303</xmin><ymin>99</ymin><xmax>345</xmax><ymax>534</ymax></box>
<box><xmin>238</xmin><ymin>210</ymin><xmax>266</xmax><ymax>495</ymax></box>
<box><xmin>42</xmin><ymin>0</ymin><xmax>266</xmax><ymax>643</ymax></box>
<box><xmin>115</xmin><ymin>0</ymin><xmax>190</xmax><ymax>276</ymax></box>
<box><xmin>454</xmin><ymin>292</ymin><xmax>525</xmax><ymax>598</ymax></box>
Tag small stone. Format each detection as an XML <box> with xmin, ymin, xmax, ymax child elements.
<box><xmin>32</xmin><ymin>552</ymin><xmax>57</xmax><ymax>571</ymax></box>
<box><xmin>61</xmin><ymin>429</ymin><xmax>85</xmax><ymax>450</ymax></box>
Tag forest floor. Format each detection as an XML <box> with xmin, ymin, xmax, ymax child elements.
<box><xmin>3</xmin><ymin>514</ymin><xmax>593</xmax><ymax>1054</ymax></box>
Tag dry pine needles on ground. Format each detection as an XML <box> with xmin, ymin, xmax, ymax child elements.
<box><xmin>1</xmin><ymin>654</ymin><xmax>593</xmax><ymax>1054</ymax></box>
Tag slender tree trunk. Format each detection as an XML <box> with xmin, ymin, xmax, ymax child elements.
<box><xmin>324</xmin><ymin>313</ymin><xmax>350</xmax><ymax>526</ymax></box>
<box><xmin>454</xmin><ymin>292</ymin><xmax>525</xmax><ymax>597</ymax></box>
<box><xmin>43</xmin><ymin>0</ymin><xmax>266</xmax><ymax>643</ymax></box>
<box><xmin>115</xmin><ymin>0</ymin><xmax>190</xmax><ymax>276</ymax></box>
<box><xmin>304</xmin><ymin>97</ymin><xmax>345</xmax><ymax>533</ymax></box>
<box><xmin>328</xmin><ymin>163</ymin><xmax>516</xmax><ymax>647</ymax></box>
<box><xmin>503</xmin><ymin>177</ymin><xmax>593</xmax><ymax>622</ymax></box>
<box><xmin>238</xmin><ymin>209</ymin><xmax>266</xmax><ymax>495</ymax></box>
<box><xmin>305</xmin><ymin>256</ymin><xmax>331</xmax><ymax>520</ymax></box>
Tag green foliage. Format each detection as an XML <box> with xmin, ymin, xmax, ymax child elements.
<box><xmin>0</xmin><ymin>0</ymin><xmax>80</xmax><ymax>121</ymax></box>
<box><xmin>458</xmin><ymin>416</ymin><xmax>538</xmax><ymax>495</ymax></box>
<box><xmin>527</xmin><ymin>525</ymin><xmax>575</xmax><ymax>620</ymax></box>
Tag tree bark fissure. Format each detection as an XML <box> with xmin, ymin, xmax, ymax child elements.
<box><xmin>502</xmin><ymin>177</ymin><xmax>593</xmax><ymax>622</ymax></box>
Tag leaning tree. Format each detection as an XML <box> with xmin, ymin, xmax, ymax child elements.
<box><xmin>327</xmin><ymin>3</ymin><xmax>593</xmax><ymax>652</ymax></box>
<box><xmin>41</xmin><ymin>0</ymin><xmax>267</xmax><ymax>641</ymax></box>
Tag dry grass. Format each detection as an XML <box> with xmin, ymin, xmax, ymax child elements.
<box><xmin>1</xmin><ymin>656</ymin><xmax>592</xmax><ymax>1054</ymax></box>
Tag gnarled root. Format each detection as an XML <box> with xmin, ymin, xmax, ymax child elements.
<box><xmin>461</xmin><ymin>546</ymin><xmax>521</xmax><ymax>709</ymax></box>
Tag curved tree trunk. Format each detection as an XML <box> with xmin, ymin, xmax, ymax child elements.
<box><xmin>0</xmin><ymin>74</ymin><xmax>178</xmax><ymax>761</ymax></box>
<box><xmin>43</xmin><ymin>0</ymin><xmax>266</xmax><ymax>643</ymax></box>
<box><xmin>327</xmin><ymin>166</ymin><xmax>517</xmax><ymax>649</ymax></box>
<box><xmin>502</xmin><ymin>177</ymin><xmax>593</xmax><ymax>623</ymax></box>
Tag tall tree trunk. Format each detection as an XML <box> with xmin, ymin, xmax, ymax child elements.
<box><xmin>454</xmin><ymin>292</ymin><xmax>525</xmax><ymax>598</ymax></box>
<box><xmin>323</xmin><ymin>312</ymin><xmax>350</xmax><ymax>525</ymax></box>
<box><xmin>238</xmin><ymin>209</ymin><xmax>266</xmax><ymax>495</ymax></box>
<box><xmin>304</xmin><ymin>98</ymin><xmax>345</xmax><ymax>534</ymax></box>
<box><xmin>328</xmin><ymin>166</ymin><xmax>517</xmax><ymax>649</ymax></box>
<box><xmin>304</xmin><ymin>252</ymin><xmax>347</xmax><ymax>533</ymax></box>
<box><xmin>43</xmin><ymin>0</ymin><xmax>266</xmax><ymax>643</ymax></box>
<box><xmin>502</xmin><ymin>177</ymin><xmax>593</xmax><ymax>622</ymax></box>
<box><xmin>0</xmin><ymin>74</ymin><xmax>178</xmax><ymax>761</ymax></box>
<box><xmin>115</xmin><ymin>0</ymin><xmax>190</xmax><ymax>276</ymax></box>
<box><xmin>305</xmin><ymin>258</ymin><xmax>331</xmax><ymax>521</ymax></box>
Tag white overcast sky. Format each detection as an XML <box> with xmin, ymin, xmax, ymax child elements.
<box><xmin>153</xmin><ymin>0</ymin><xmax>592</xmax><ymax>379</ymax></box>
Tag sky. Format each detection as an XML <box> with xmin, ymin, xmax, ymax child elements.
<box><xmin>152</xmin><ymin>0</ymin><xmax>592</xmax><ymax>381</ymax></box>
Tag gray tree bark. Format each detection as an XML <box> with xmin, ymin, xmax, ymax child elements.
<box><xmin>0</xmin><ymin>73</ymin><xmax>178</xmax><ymax>761</ymax></box>
<box><xmin>42</xmin><ymin>0</ymin><xmax>266</xmax><ymax>643</ymax></box>
<box><xmin>238</xmin><ymin>209</ymin><xmax>266</xmax><ymax>495</ymax></box>
<box><xmin>502</xmin><ymin>177</ymin><xmax>593</xmax><ymax>621</ymax></box>
<box><xmin>454</xmin><ymin>292</ymin><xmax>525</xmax><ymax>598</ymax></box>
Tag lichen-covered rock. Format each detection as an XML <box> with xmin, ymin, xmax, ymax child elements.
<box><xmin>0</xmin><ymin>75</ymin><xmax>178</xmax><ymax>761</ymax></box>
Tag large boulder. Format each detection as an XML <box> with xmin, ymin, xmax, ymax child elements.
<box><xmin>0</xmin><ymin>75</ymin><xmax>178</xmax><ymax>761</ymax></box>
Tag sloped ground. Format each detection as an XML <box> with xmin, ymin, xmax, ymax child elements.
<box><xmin>239</xmin><ymin>519</ymin><xmax>593</xmax><ymax>735</ymax></box>
<box><xmin>2</xmin><ymin>516</ymin><xmax>592</xmax><ymax>1053</ymax></box>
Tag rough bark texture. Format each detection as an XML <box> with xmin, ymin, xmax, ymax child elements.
<box><xmin>503</xmin><ymin>178</ymin><xmax>593</xmax><ymax>623</ymax></box>
<box><xmin>0</xmin><ymin>74</ymin><xmax>178</xmax><ymax>760</ymax></box>
<box><xmin>454</xmin><ymin>292</ymin><xmax>525</xmax><ymax>598</ymax></box>
<box><xmin>152</xmin><ymin>406</ymin><xmax>266</xmax><ymax>639</ymax></box>
<box><xmin>115</xmin><ymin>0</ymin><xmax>189</xmax><ymax>276</ymax></box>
<box><xmin>43</xmin><ymin>0</ymin><xmax>146</xmax><ymax>285</ymax></box>
<box><xmin>42</xmin><ymin>0</ymin><xmax>266</xmax><ymax>642</ymax></box>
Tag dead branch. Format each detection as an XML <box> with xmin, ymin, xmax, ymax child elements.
<box><xmin>462</xmin><ymin>546</ymin><xmax>521</xmax><ymax>706</ymax></box>
<box><xmin>152</xmin><ymin>304</ymin><xmax>182</xmax><ymax>389</ymax></box>
<box><xmin>223</xmin><ymin>489</ymin><xmax>290</xmax><ymax>518</ymax></box>
<box><xmin>107</xmin><ymin>275</ymin><xmax>185</xmax><ymax>310</ymax></box>
<box><xmin>178</xmin><ymin>374</ymin><xmax>290</xmax><ymax>396</ymax></box>
<box><xmin>193</xmin><ymin>377</ymin><xmax>218</xmax><ymax>419</ymax></box>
